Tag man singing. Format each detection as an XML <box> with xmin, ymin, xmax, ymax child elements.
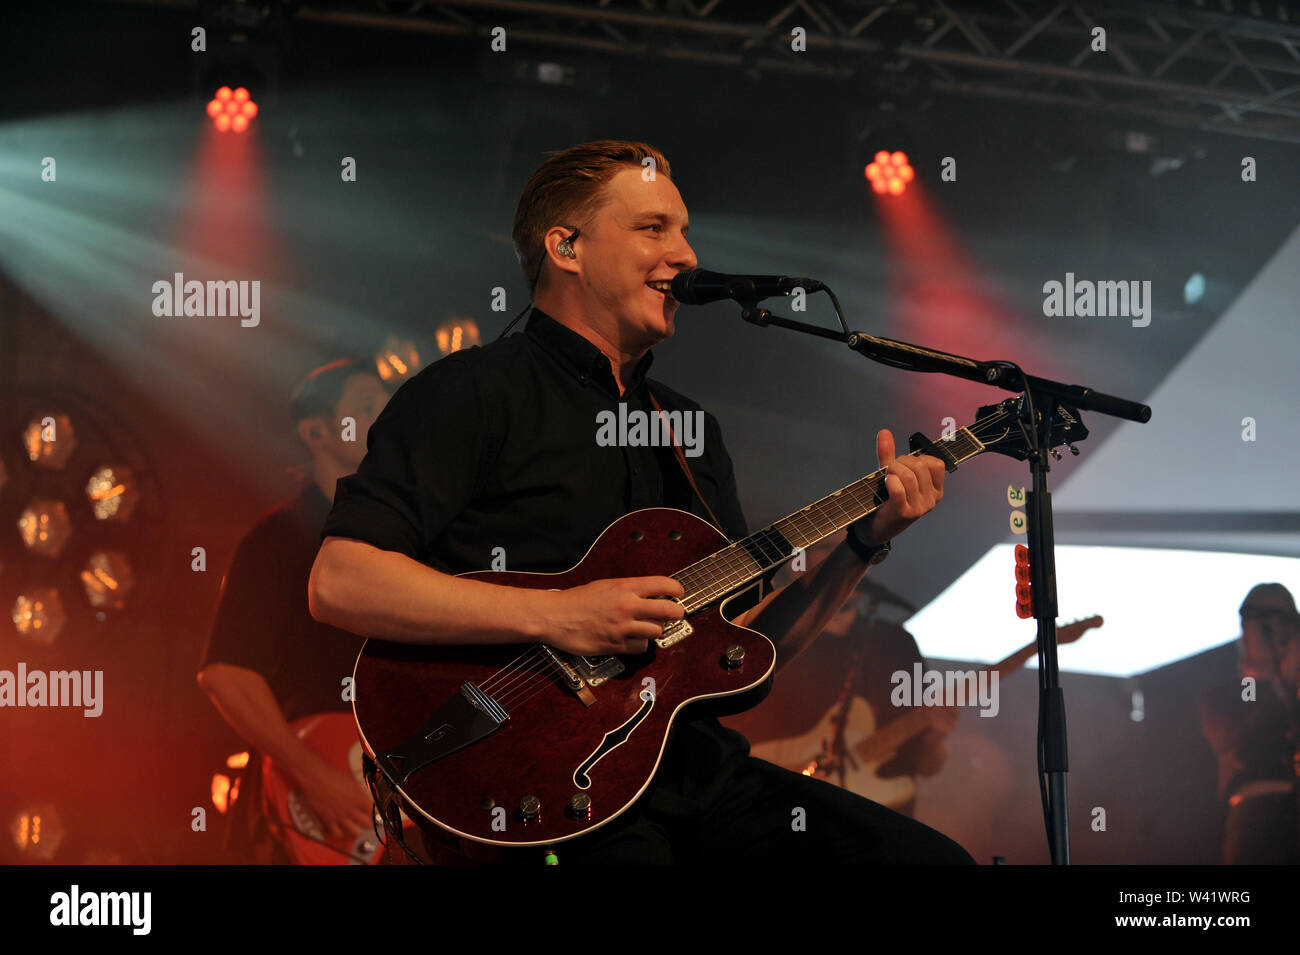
<box><xmin>309</xmin><ymin>140</ymin><xmax>974</xmax><ymax>864</ymax></box>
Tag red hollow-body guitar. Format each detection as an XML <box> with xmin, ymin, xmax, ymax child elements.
<box><xmin>352</xmin><ymin>397</ymin><xmax>1087</xmax><ymax>847</ymax></box>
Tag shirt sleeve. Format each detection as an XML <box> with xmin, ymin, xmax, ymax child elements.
<box><xmin>320</xmin><ymin>355</ymin><xmax>485</xmax><ymax>561</ymax></box>
<box><xmin>200</xmin><ymin>522</ymin><xmax>288</xmax><ymax>680</ymax></box>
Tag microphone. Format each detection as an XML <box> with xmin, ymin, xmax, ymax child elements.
<box><xmin>669</xmin><ymin>268</ymin><xmax>824</xmax><ymax>305</ymax></box>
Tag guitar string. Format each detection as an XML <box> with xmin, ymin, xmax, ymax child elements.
<box><xmin>492</xmin><ymin>671</ymin><xmax>555</xmax><ymax>710</ymax></box>
<box><xmin>478</xmin><ymin>645</ymin><xmax>554</xmax><ymax>692</ymax></box>
<box><xmin>484</xmin><ymin>649</ymin><xmax>567</xmax><ymax>701</ymax></box>
<box><xmin>497</xmin><ymin>668</ymin><xmax>571</xmax><ymax>713</ymax></box>
<box><xmin>476</xmin><ymin>660</ymin><xmax>557</xmax><ymax>709</ymax></box>
<box><xmin>477</xmin><ymin>645</ymin><xmax>547</xmax><ymax>691</ymax></box>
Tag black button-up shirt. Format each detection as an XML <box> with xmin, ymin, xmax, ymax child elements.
<box><xmin>203</xmin><ymin>482</ymin><xmax>364</xmax><ymax>722</ymax></box>
<box><xmin>321</xmin><ymin>307</ymin><xmax>775</xmax><ymax>787</ymax></box>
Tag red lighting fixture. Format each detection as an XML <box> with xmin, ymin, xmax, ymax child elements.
<box><xmin>865</xmin><ymin>150</ymin><xmax>915</xmax><ymax>196</ymax></box>
<box><xmin>206</xmin><ymin>86</ymin><xmax>259</xmax><ymax>133</ymax></box>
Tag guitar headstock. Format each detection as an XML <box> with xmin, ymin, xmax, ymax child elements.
<box><xmin>969</xmin><ymin>396</ymin><xmax>1089</xmax><ymax>461</ymax></box>
<box><xmin>1058</xmin><ymin>615</ymin><xmax>1104</xmax><ymax>645</ymax></box>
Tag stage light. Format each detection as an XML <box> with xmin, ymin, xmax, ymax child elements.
<box><xmin>211</xmin><ymin>773</ymin><xmax>232</xmax><ymax>814</ymax></box>
<box><xmin>1184</xmin><ymin>272</ymin><xmax>1206</xmax><ymax>306</ymax></box>
<box><xmin>207</xmin><ymin>86</ymin><xmax>259</xmax><ymax>133</ymax></box>
<box><xmin>226</xmin><ymin>751</ymin><xmax>250</xmax><ymax>770</ymax></box>
<box><xmin>22</xmin><ymin>413</ymin><xmax>77</xmax><ymax>470</ymax></box>
<box><xmin>11</xmin><ymin>805</ymin><xmax>65</xmax><ymax>862</ymax></box>
<box><xmin>80</xmin><ymin>550</ymin><xmax>136</xmax><ymax>610</ymax></box>
<box><xmin>375</xmin><ymin>335</ymin><xmax>421</xmax><ymax>383</ymax></box>
<box><xmin>436</xmin><ymin>317</ymin><xmax>482</xmax><ymax>356</ymax></box>
<box><xmin>18</xmin><ymin>499</ymin><xmax>72</xmax><ymax>557</ymax></box>
<box><xmin>12</xmin><ymin>588</ymin><xmax>67</xmax><ymax>646</ymax></box>
<box><xmin>865</xmin><ymin>151</ymin><xmax>914</xmax><ymax>196</ymax></box>
<box><xmin>85</xmin><ymin>465</ymin><xmax>140</xmax><ymax>522</ymax></box>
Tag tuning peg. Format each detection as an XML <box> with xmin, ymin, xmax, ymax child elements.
<box><xmin>1050</xmin><ymin>448</ymin><xmax>1062</xmax><ymax>461</ymax></box>
<box><xmin>1067</xmin><ymin>444</ymin><xmax>1080</xmax><ymax>456</ymax></box>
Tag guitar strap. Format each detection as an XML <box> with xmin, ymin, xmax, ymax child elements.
<box><xmin>646</xmin><ymin>386</ymin><xmax>732</xmax><ymax>543</ymax></box>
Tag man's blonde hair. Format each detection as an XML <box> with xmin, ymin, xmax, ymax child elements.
<box><xmin>512</xmin><ymin>140</ymin><xmax>673</xmax><ymax>293</ymax></box>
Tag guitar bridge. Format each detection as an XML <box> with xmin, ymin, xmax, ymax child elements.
<box><xmin>566</xmin><ymin>654</ymin><xmax>625</xmax><ymax>686</ymax></box>
<box><xmin>540</xmin><ymin>646</ymin><xmax>597</xmax><ymax>706</ymax></box>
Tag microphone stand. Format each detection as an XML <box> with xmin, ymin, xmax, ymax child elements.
<box><xmin>732</xmin><ymin>297</ymin><xmax>1152</xmax><ymax>865</ymax></box>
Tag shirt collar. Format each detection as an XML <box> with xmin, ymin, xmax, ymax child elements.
<box><xmin>525</xmin><ymin>307</ymin><xmax>654</xmax><ymax>397</ymax></box>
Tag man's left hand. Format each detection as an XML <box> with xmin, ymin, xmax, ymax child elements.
<box><xmin>858</xmin><ymin>428</ymin><xmax>946</xmax><ymax>545</ymax></box>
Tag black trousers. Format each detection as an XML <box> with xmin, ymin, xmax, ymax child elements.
<box><xmin>493</xmin><ymin>754</ymin><xmax>975</xmax><ymax>865</ymax></box>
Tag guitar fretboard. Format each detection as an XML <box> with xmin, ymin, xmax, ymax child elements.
<box><xmin>675</xmin><ymin>426</ymin><xmax>987</xmax><ymax>613</ymax></box>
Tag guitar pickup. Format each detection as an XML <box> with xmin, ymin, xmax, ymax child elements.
<box><xmin>569</xmin><ymin>654</ymin><xmax>626</xmax><ymax>686</ymax></box>
<box><xmin>655</xmin><ymin>618</ymin><xmax>694</xmax><ymax>649</ymax></box>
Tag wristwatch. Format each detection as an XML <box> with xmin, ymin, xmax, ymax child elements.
<box><xmin>846</xmin><ymin>520</ymin><xmax>891</xmax><ymax>565</ymax></box>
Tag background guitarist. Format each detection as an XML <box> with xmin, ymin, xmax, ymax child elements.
<box><xmin>725</xmin><ymin>542</ymin><xmax>958</xmax><ymax>818</ymax></box>
<box><xmin>197</xmin><ymin>358</ymin><xmax>389</xmax><ymax>862</ymax></box>
<box><xmin>309</xmin><ymin>139</ymin><xmax>975</xmax><ymax>864</ymax></box>
<box><xmin>1199</xmin><ymin>583</ymin><xmax>1300</xmax><ymax>864</ymax></box>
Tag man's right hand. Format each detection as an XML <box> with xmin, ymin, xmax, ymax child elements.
<box><xmin>293</xmin><ymin>759</ymin><xmax>375</xmax><ymax>840</ymax></box>
<box><xmin>540</xmin><ymin>576</ymin><xmax>686</xmax><ymax>656</ymax></box>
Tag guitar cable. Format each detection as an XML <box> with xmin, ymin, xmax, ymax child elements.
<box><xmin>364</xmin><ymin>760</ymin><xmax>427</xmax><ymax>865</ymax></box>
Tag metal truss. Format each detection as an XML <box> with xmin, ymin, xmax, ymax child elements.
<box><xmin>106</xmin><ymin>0</ymin><xmax>1300</xmax><ymax>142</ymax></box>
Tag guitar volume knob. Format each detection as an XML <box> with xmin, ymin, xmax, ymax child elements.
<box><xmin>566</xmin><ymin>793</ymin><xmax>592</xmax><ymax>820</ymax></box>
<box><xmin>519</xmin><ymin>795</ymin><xmax>541</xmax><ymax>822</ymax></box>
<box><xmin>723</xmin><ymin>644</ymin><xmax>745</xmax><ymax>669</ymax></box>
